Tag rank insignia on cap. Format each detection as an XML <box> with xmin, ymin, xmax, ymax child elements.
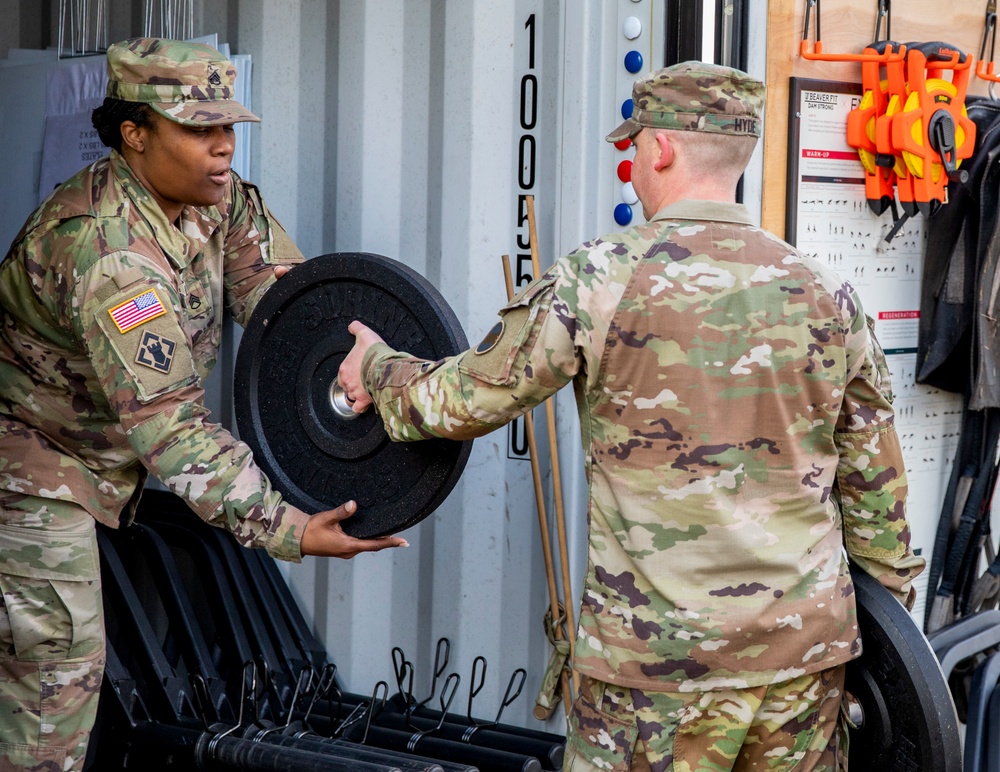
<box><xmin>108</xmin><ymin>289</ymin><xmax>167</xmax><ymax>333</ymax></box>
<box><xmin>135</xmin><ymin>331</ymin><xmax>177</xmax><ymax>373</ymax></box>
<box><xmin>475</xmin><ymin>320</ymin><xmax>505</xmax><ymax>355</ymax></box>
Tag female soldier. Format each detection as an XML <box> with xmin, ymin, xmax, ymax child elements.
<box><xmin>0</xmin><ymin>38</ymin><xmax>405</xmax><ymax>771</ymax></box>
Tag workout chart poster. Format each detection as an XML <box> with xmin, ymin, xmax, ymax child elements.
<box><xmin>785</xmin><ymin>77</ymin><xmax>963</xmax><ymax>620</ymax></box>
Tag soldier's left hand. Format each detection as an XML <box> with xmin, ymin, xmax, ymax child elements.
<box><xmin>338</xmin><ymin>321</ymin><xmax>385</xmax><ymax>413</ymax></box>
<box><xmin>300</xmin><ymin>499</ymin><xmax>408</xmax><ymax>558</ymax></box>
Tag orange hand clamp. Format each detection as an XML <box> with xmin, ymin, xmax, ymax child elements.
<box><xmin>890</xmin><ymin>43</ymin><xmax>975</xmax><ymax>217</ymax></box>
<box><xmin>846</xmin><ymin>39</ymin><xmax>908</xmax><ymax>215</ymax></box>
<box><xmin>872</xmin><ymin>43</ymin><xmax>918</xmax><ymax>216</ymax></box>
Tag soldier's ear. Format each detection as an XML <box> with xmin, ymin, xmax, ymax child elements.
<box><xmin>652</xmin><ymin>131</ymin><xmax>674</xmax><ymax>172</ymax></box>
<box><xmin>120</xmin><ymin>121</ymin><xmax>145</xmax><ymax>153</ymax></box>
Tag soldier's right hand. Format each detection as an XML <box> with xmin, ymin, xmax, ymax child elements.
<box><xmin>338</xmin><ymin>321</ymin><xmax>385</xmax><ymax>413</ymax></box>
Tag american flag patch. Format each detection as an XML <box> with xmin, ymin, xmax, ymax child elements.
<box><xmin>108</xmin><ymin>289</ymin><xmax>167</xmax><ymax>333</ymax></box>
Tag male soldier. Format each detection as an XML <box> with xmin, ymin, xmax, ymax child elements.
<box><xmin>339</xmin><ymin>62</ymin><xmax>925</xmax><ymax>771</ymax></box>
<box><xmin>0</xmin><ymin>38</ymin><xmax>405</xmax><ymax>771</ymax></box>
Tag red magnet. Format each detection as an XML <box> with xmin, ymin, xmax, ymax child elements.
<box><xmin>617</xmin><ymin>159</ymin><xmax>632</xmax><ymax>182</ymax></box>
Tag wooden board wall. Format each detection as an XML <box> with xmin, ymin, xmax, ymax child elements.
<box><xmin>762</xmin><ymin>0</ymin><xmax>993</xmax><ymax>236</ymax></box>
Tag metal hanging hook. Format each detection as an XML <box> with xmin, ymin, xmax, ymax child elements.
<box><xmin>255</xmin><ymin>665</ymin><xmax>314</xmax><ymax>740</ymax></box>
<box><xmin>301</xmin><ymin>663</ymin><xmax>336</xmax><ymax>725</ymax></box>
<box><xmin>493</xmin><ymin>668</ymin><xmax>527</xmax><ymax>725</ymax></box>
<box><xmin>978</xmin><ymin>1</ymin><xmax>1000</xmax><ymax>84</ymax></box>
<box><xmin>801</xmin><ymin>0</ymin><xmax>905</xmax><ymax>61</ymax></box>
<box><xmin>406</xmin><ymin>673</ymin><xmax>461</xmax><ymax>753</ymax></box>
<box><xmin>981</xmin><ymin>1</ymin><xmax>997</xmax><ymax>61</ymax></box>
<box><xmin>206</xmin><ymin>660</ymin><xmax>256</xmax><ymax>759</ymax></box>
<box><xmin>335</xmin><ymin>680</ymin><xmax>388</xmax><ymax>742</ymax></box>
<box><xmin>466</xmin><ymin>655</ymin><xmax>488</xmax><ymax>725</ymax></box>
<box><xmin>873</xmin><ymin>0</ymin><xmax>891</xmax><ymax>44</ymax></box>
<box><xmin>252</xmin><ymin>657</ymin><xmax>274</xmax><ymax>728</ymax></box>
<box><xmin>391</xmin><ymin>648</ymin><xmax>417</xmax><ymax>721</ymax></box>
<box><xmin>391</xmin><ymin>646</ymin><xmax>415</xmax><ymax>708</ymax></box>
<box><xmin>333</xmin><ymin>701</ymin><xmax>368</xmax><ymax>739</ymax></box>
<box><xmin>416</xmin><ymin>637</ymin><xmax>451</xmax><ymax>710</ymax></box>
<box><xmin>243</xmin><ymin>660</ymin><xmax>262</xmax><ymax>730</ymax></box>
<box><xmin>462</xmin><ymin>667</ymin><xmax>527</xmax><ymax>742</ymax></box>
<box><xmin>359</xmin><ymin>681</ymin><xmax>388</xmax><ymax>746</ymax></box>
<box><xmin>803</xmin><ymin>0</ymin><xmax>821</xmax><ymax>48</ymax></box>
<box><xmin>189</xmin><ymin>674</ymin><xmax>214</xmax><ymax>731</ymax></box>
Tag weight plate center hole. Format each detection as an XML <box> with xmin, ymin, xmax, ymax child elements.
<box><xmin>329</xmin><ymin>379</ymin><xmax>360</xmax><ymax>420</ymax></box>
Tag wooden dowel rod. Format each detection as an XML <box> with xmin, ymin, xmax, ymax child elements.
<box><xmin>524</xmin><ymin>197</ymin><xmax>579</xmax><ymax>692</ymax></box>
<box><xmin>502</xmin><ymin>254</ymin><xmax>572</xmax><ymax>716</ymax></box>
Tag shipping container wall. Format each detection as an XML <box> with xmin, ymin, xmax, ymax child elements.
<box><xmin>247</xmin><ymin>0</ymin><xmax>615</xmax><ymax>730</ymax></box>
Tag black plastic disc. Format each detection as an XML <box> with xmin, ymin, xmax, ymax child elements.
<box><xmin>235</xmin><ymin>253</ymin><xmax>473</xmax><ymax>538</ymax></box>
<box><xmin>846</xmin><ymin>565</ymin><xmax>962</xmax><ymax>771</ymax></box>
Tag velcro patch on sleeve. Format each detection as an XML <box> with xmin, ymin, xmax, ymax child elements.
<box><xmin>457</xmin><ymin>276</ymin><xmax>555</xmax><ymax>386</ymax></box>
<box><xmin>458</xmin><ymin>305</ymin><xmax>532</xmax><ymax>385</ymax></box>
<box><xmin>96</xmin><ymin>285</ymin><xmax>197</xmax><ymax>404</ymax></box>
<box><xmin>107</xmin><ymin>288</ymin><xmax>167</xmax><ymax>333</ymax></box>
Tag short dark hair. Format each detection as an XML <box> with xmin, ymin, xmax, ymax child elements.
<box><xmin>91</xmin><ymin>98</ymin><xmax>155</xmax><ymax>152</ymax></box>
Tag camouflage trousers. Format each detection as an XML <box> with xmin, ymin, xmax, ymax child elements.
<box><xmin>0</xmin><ymin>495</ymin><xmax>105</xmax><ymax>772</ymax></box>
<box><xmin>564</xmin><ymin>665</ymin><xmax>846</xmax><ymax>772</ymax></box>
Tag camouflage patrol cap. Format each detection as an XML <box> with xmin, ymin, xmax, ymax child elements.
<box><xmin>606</xmin><ymin>61</ymin><xmax>763</xmax><ymax>142</ymax></box>
<box><xmin>105</xmin><ymin>38</ymin><xmax>260</xmax><ymax>126</ymax></box>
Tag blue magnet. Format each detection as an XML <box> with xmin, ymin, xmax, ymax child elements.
<box><xmin>621</xmin><ymin>98</ymin><xmax>634</xmax><ymax>120</ymax></box>
<box><xmin>624</xmin><ymin>50</ymin><xmax>643</xmax><ymax>73</ymax></box>
<box><xmin>614</xmin><ymin>203</ymin><xmax>633</xmax><ymax>226</ymax></box>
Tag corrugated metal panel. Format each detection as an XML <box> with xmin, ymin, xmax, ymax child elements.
<box><xmin>243</xmin><ymin>0</ymin><xmax>580</xmax><ymax>730</ymax></box>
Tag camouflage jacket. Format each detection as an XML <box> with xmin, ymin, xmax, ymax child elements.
<box><xmin>0</xmin><ymin>151</ymin><xmax>310</xmax><ymax>562</ymax></box>
<box><xmin>362</xmin><ymin>200</ymin><xmax>925</xmax><ymax>691</ymax></box>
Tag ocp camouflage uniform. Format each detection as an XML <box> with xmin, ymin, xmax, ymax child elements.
<box><xmin>359</xmin><ymin>198</ymin><xmax>925</xmax><ymax>769</ymax></box>
<box><xmin>0</xmin><ymin>148</ymin><xmax>309</xmax><ymax>768</ymax></box>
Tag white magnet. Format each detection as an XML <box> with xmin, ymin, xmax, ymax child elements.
<box><xmin>622</xmin><ymin>182</ymin><xmax>638</xmax><ymax>205</ymax></box>
<box><xmin>623</xmin><ymin>16</ymin><xmax>642</xmax><ymax>40</ymax></box>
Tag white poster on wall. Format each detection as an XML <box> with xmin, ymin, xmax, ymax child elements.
<box><xmin>786</xmin><ymin>77</ymin><xmax>964</xmax><ymax>623</ymax></box>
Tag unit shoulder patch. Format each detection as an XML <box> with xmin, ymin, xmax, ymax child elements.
<box><xmin>135</xmin><ymin>331</ymin><xmax>177</xmax><ymax>374</ymax></box>
<box><xmin>475</xmin><ymin>320</ymin><xmax>505</xmax><ymax>355</ymax></box>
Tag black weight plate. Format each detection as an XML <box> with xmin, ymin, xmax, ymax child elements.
<box><xmin>846</xmin><ymin>565</ymin><xmax>962</xmax><ymax>771</ymax></box>
<box><xmin>235</xmin><ymin>253</ymin><xmax>473</xmax><ymax>538</ymax></box>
